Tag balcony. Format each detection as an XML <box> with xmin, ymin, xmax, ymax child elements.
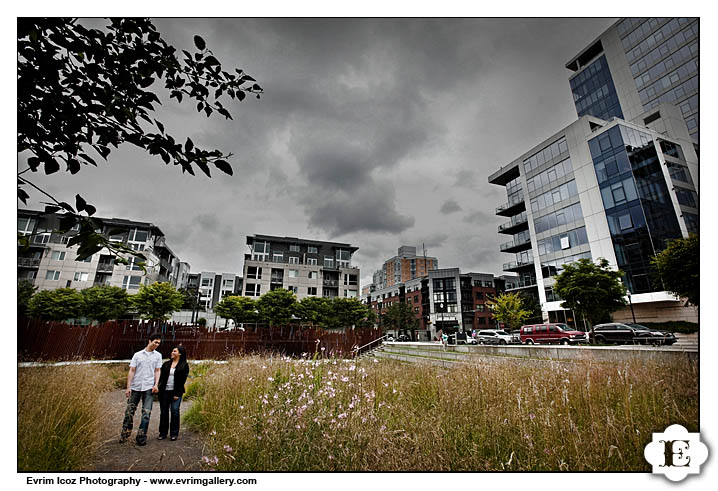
<box><xmin>496</xmin><ymin>194</ymin><xmax>526</xmax><ymax>217</ymax></box>
<box><xmin>499</xmin><ymin>236</ymin><xmax>532</xmax><ymax>253</ymax></box>
<box><xmin>270</xmin><ymin>276</ymin><xmax>284</xmax><ymax>284</ymax></box>
<box><xmin>503</xmin><ymin>259</ymin><xmax>534</xmax><ymax>272</ymax></box>
<box><xmin>323</xmin><ymin>279</ymin><xmax>339</xmax><ymax>287</ymax></box>
<box><xmin>498</xmin><ymin>212</ymin><xmax>529</xmax><ymax>235</ymax></box>
<box><xmin>97</xmin><ymin>263</ymin><xmax>115</xmax><ymax>273</ymax></box>
<box><xmin>18</xmin><ymin>257</ymin><xmax>41</xmax><ymax>268</ymax></box>
<box><xmin>505</xmin><ymin>278</ymin><xmax>539</xmax><ymax>291</ymax></box>
<box><xmin>93</xmin><ymin>280</ymin><xmax>112</xmax><ymax>287</ymax></box>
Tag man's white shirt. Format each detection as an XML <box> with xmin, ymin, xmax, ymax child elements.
<box><xmin>129</xmin><ymin>349</ymin><xmax>163</xmax><ymax>391</ymax></box>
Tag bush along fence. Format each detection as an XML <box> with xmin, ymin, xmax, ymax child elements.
<box><xmin>17</xmin><ymin>317</ymin><xmax>384</xmax><ymax>362</ymax></box>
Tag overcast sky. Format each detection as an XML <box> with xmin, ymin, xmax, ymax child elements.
<box><xmin>21</xmin><ymin>17</ymin><xmax>618</xmax><ymax>288</ymax></box>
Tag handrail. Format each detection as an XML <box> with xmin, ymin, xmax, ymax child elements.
<box><xmin>351</xmin><ymin>334</ymin><xmax>387</xmax><ymax>358</ymax></box>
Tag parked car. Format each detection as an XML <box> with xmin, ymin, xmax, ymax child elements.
<box><xmin>590</xmin><ymin>323</ymin><xmax>677</xmax><ymax>345</ymax></box>
<box><xmin>386</xmin><ymin>335</ymin><xmax>395</xmax><ymax>342</ymax></box>
<box><xmin>455</xmin><ymin>331</ymin><xmax>478</xmax><ymax>345</ymax></box>
<box><xmin>397</xmin><ymin>334</ymin><xmax>410</xmax><ymax>342</ymax></box>
<box><xmin>509</xmin><ymin>330</ymin><xmax>522</xmax><ymax>344</ymax></box>
<box><xmin>477</xmin><ymin>329</ymin><xmax>513</xmax><ymax>345</ymax></box>
<box><xmin>520</xmin><ymin>323</ymin><xmax>588</xmax><ymax>345</ymax></box>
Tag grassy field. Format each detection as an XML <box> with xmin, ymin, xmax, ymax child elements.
<box><xmin>183</xmin><ymin>353</ymin><xmax>698</xmax><ymax>471</ymax></box>
<box><xmin>18</xmin><ymin>365</ymin><xmax>113</xmax><ymax>471</ymax></box>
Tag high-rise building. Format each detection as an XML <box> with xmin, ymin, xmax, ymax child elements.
<box><xmin>17</xmin><ymin>209</ymin><xmax>183</xmax><ymax>293</ymax></box>
<box><xmin>366</xmin><ymin>245</ymin><xmax>438</xmax><ymax>292</ymax></box>
<box><xmin>566</xmin><ymin>17</ymin><xmax>699</xmax><ymax>145</ymax></box>
<box><xmin>242</xmin><ymin>234</ymin><xmax>360</xmax><ymax>300</ymax></box>
<box><xmin>489</xmin><ymin>17</ymin><xmax>698</xmax><ymax>326</ymax></box>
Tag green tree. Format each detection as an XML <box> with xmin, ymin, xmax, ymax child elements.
<box><xmin>553</xmin><ymin>258</ymin><xmax>627</xmax><ymax>330</ymax></box>
<box><xmin>17</xmin><ymin>18</ymin><xmax>262</xmax><ymax>261</ymax></box>
<box><xmin>18</xmin><ymin>280</ymin><xmax>37</xmax><ymax>317</ymax></box>
<box><xmin>81</xmin><ymin>285</ymin><xmax>130</xmax><ymax>322</ymax></box>
<box><xmin>519</xmin><ymin>292</ymin><xmax>543</xmax><ymax>325</ymax></box>
<box><xmin>28</xmin><ymin>288</ymin><xmax>84</xmax><ymax>321</ymax></box>
<box><xmin>651</xmin><ymin>234</ymin><xmax>699</xmax><ymax>306</ymax></box>
<box><xmin>326</xmin><ymin>298</ymin><xmax>375</xmax><ymax>330</ymax></box>
<box><xmin>256</xmin><ymin>289</ymin><xmax>297</xmax><ymax>326</ymax></box>
<box><xmin>295</xmin><ymin>296</ymin><xmax>332</xmax><ymax>326</ymax></box>
<box><xmin>130</xmin><ymin>282</ymin><xmax>184</xmax><ymax>321</ymax></box>
<box><xmin>486</xmin><ymin>292</ymin><xmax>531</xmax><ymax>331</ymax></box>
<box><xmin>214</xmin><ymin>296</ymin><xmax>258</xmax><ymax>326</ymax></box>
<box><xmin>178</xmin><ymin>287</ymin><xmax>202</xmax><ymax>310</ymax></box>
<box><xmin>381</xmin><ymin>302</ymin><xmax>419</xmax><ymax>335</ymax></box>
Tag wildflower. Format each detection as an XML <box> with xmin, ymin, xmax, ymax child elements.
<box><xmin>338</xmin><ymin>412</ymin><xmax>347</xmax><ymax>419</ymax></box>
<box><xmin>529</xmin><ymin>413</ymin><xmax>536</xmax><ymax>421</ymax></box>
<box><xmin>268</xmin><ymin>377</ymin><xmax>274</xmax><ymax>382</ymax></box>
<box><xmin>392</xmin><ymin>388</ymin><xmax>397</xmax><ymax>394</ymax></box>
<box><xmin>341</xmin><ymin>376</ymin><xmax>349</xmax><ymax>383</ymax></box>
<box><xmin>349</xmin><ymin>365</ymin><xmax>356</xmax><ymax>371</ymax></box>
<box><xmin>224</xmin><ymin>445</ymin><xmax>233</xmax><ymax>453</ymax></box>
<box><xmin>210</xmin><ymin>430</ymin><xmax>217</xmax><ymax>436</ymax></box>
<box><xmin>296</xmin><ymin>424</ymin><xmax>302</xmax><ymax>429</ymax></box>
<box><xmin>321</xmin><ymin>347</ymin><xmax>326</xmax><ymax>351</ymax></box>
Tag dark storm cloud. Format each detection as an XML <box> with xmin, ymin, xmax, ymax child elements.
<box><xmin>440</xmin><ymin>199</ymin><xmax>462</xmax><ymax>215</ymax></box>
<box><xmin>304</xmin><ymin>180</ymin><xmax>414</xmax><ymax>237</ymax></box>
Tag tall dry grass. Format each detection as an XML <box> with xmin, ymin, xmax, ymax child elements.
<box><xmin>18</xmin><ymin>365</ymin><xmax>113</xmax><ymax>471</ymax></box>
<box><xmin>184</xmin><ymin>353</ymin><xmax>698</xmax><ymax>471</ymax></box>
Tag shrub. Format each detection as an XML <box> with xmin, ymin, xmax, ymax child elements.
<box><xmin>197</xmin><ymin>317</ymin><xmax>207</xmax><ymax>327</ymax></box>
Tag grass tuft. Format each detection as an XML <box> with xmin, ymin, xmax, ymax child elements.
<box><xmin>18</xmin><ymin>365</ymin><xmax>113</xmax><ymax>471</ymax></box>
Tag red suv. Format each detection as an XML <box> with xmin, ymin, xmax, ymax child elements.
<box><xmin>520</xmin><ymin>323</ymin><xmax>588</xmax><ymax>345</ymax></box>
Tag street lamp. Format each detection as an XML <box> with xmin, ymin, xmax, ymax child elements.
<box><xmin>627</xmin><ymin>290</ymin><xmax>637</xmax><ymax>324</ymax></box>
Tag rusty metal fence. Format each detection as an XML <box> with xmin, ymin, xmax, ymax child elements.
<box><xmin>17</xmin><ymin>317</ymin><xmax>383</xmax><ymax>361</ymax></box>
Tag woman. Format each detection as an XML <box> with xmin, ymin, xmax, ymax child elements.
<box><xmin>157</xmin><ymin>345</ymin><xmax>190</xmax><ymax>441</ymax></box>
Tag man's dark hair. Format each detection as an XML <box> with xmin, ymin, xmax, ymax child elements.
<box><xmin>148</xmin><ymin>332</ymin><xmax>162</xmax><ymax>342</ymax></box>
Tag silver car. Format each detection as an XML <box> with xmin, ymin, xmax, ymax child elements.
<box><xmin>477</xmin><ymin>329</ymin><xmax>513</xmax><ymax>345</ymax></box>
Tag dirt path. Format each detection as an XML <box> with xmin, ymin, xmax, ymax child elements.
<box><xmin>91</xmin><ymin>390</ymin><xmax>207</xmax><ymax>471</ymax></box>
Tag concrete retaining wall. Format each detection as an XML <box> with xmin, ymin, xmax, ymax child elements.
<box><xmin>380</xmin><ymin>341</ymin><xmax>697</xmax><ymax>364</ymax></box>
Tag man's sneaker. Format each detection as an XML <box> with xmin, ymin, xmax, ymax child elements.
<box><xmin>170</xmin><ymin>436</ymin><xmax>177</xmax><ymax>441</ymax></box>
<box><xmin>136</xmin><ymin>433</ymin><xmax>147</xmax><ymax>446</ymax></box>
<box><xmin>158</xmin><ymin>435</ymin><xmax>166</xmax><ymax>440</ymax></box>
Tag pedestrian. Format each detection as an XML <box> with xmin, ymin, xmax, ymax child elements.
<box><xmin>120</xmin><ymin>332</ymin><xmax>163</xmax><ymax>445</ymax></box>
<box><xmin>157</xmin><ymin>345</ymin><xmax>190</xmax><ymax>441</ymax></box>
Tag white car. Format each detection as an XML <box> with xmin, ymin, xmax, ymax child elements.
<box><xmin>477</xmin><ymin>329</ymin><xmax>513</xmax><ymax>345</ymax></box>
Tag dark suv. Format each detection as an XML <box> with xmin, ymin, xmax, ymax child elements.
<box><xmin>590</xmin><ymin>323</ymin><xmax>677</xmax><ymax>345</ymax></box>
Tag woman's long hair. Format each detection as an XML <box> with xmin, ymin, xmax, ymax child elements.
<box><xmin>174</xmin><ymin>345</ymin><xmax>189</xmax><ymax>373</ymax></box>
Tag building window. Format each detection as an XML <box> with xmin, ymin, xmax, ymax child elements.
<box><xmin>475</xmin><ymin>292</ymin><xmax>484</xmax><ymax>300</ymax></box>
<box><xmin>122</xmin><ymin>275</ymin><xmax>141</xmax><ymax>290</ymax></box>
<box><xmin>345</xmin><ymin>290</ymin><xmax>357</xmax><ymax>298</ymax></box>
<box><xmin>307</xmin><ymin>258</ymin><xmax>318</xmax><ymax>266</ymax></box>
<box><xmin>74</xmin><ymin>272</ymin><xmax>89</xmax><ymax>282</ymax></box>
<box><xmin>45</xmin><ymin>270</ymin><xmax>60</xmax><ymax>281</ymax></box>
<box><xmin>308</xmin><ymin>246</ymin><xmax>318</xmax><ymax>254</ymax></box>
<box><xmin>247</xmin><ymin>266</ymin><xmax>262</xmax><ymax>279</ymax></box>
<box><xmin>336</xmin><ymin>249</ymin><xmax>351</xmax><ymax>268</ymax></box>
<box><xmin>308</xmin><ymin>271</ymin><xmax>318</xmax><ymax>279</ymax></box>
<box><xmin>129</xmin><ymin>229</ymin><xmax>149</xmax><ymax>242</ymax></box>
<box><xmin>273</xmin><ymin>253</ymin><xmax>284</xmax><ymax>263</ymax></box>
<box><xmin>289</xmin><ymin>256</ymin><xmax>299</xmax><ymax>264</ymax></box>
<box><xmin>18</xmin><ymin>217</ymin><xmax>37</xmax><ymax>235</ymax></box>
<box><xmin>289</xmin><ymin>244</ymin><xmax>300</xmax><ymax>252</ymax></box>
<box><xmin>245</xmin><ymin>283</ymin><xmax>260</xmax><ymax>296</ymax></box>
<box><xmin>288</xmin><ymin>286</ymin><xmax>299</xmax><ymax>294</ymax></box>
<box><xmin>289</xmin><ymin>269</ymin><xmax>299</xmax><ymax>278</ymax></box>
<box><xmin>223</xmin><ymin>279</ymin><xmax>234</xmax><ymax>289</ymax></box>
<box><xmin>308</xmin><ymin>287</ymin><xmax>318</xmax><ymax>296</ymax></box>
<box><xmin>51</xmin><ymin>251</ymin><xmax>66</xmax><ymax>261</ymax></box>
<box><xmin>324</xmin><ymin>257</ymin><xmax>334</xmax><ymax>268</ymax></box>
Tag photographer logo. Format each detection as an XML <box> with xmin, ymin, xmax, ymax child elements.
<box><xmin>644</xmin><ymin>424</ymin><xmax>708</xmax><ymax>482</ymax></box>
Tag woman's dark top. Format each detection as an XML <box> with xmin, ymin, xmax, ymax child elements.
<box><xmin>157</xmin><ymin>360</ymin><xmax>189</xmax><ymax>397</ymax></box>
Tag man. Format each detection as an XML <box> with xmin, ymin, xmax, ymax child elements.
<box><xmin>120</xmin><ymin>332</ymin><xmax>163</xmax><ymax>445</ymax></box>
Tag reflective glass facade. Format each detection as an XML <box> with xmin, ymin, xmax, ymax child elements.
<box><xmin>589</xmin><ymin>124</ymin><xmax>683</xmax><ymax>293</ymax></box>
<box><xmin>617</xmin><ymin>17</ymin><xmax>699</xmax><ymax>142</ymax></box>
<box><xmin>570</xmin><ymin>55</ymin><xmax>623</xmax><ymax>120</ymax></box>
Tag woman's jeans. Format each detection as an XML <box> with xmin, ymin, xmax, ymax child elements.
<box><xmin>121</xmin><ymin>389</ymin><xmax>154</xmax><ymax>441</ymax></box>
<box><xmin>159</xmin><ymin>391</ymin><xmax>183</xmax><ymax>437</ymax></box>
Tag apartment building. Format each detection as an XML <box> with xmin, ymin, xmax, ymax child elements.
<box><xmin>364</xmin><ymin>268</ymin><xmax>517</xmax><ymax>340</ymax></box>
<box><xmin>17</xmin><ymin>210</ymin><xmax>183</xmax><ymax>293</ymax></box>
<box><xmin>242</xmin><ymin>234</ymin><xmax>360</xmax><ymax>300</ymax></box>
<box><xmin>186</xmin><ymin>271</ymin><xmax>243</xmax><ymax>310</ymax></box>
<box><xmin>488</xmin><ymin>17</ymin><xmax>698</xmax><ymax>326</ymax></box>
<box><xmin>366</xmin><ymin>245</ymin><xmax>438</xmax><ymax>292</ymax></box>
